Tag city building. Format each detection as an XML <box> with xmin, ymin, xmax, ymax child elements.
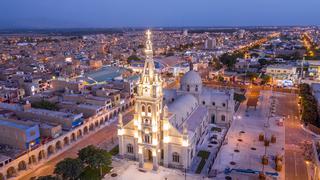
<box><xmin>16</xmin><ymin>103</ymin><xmax>84</xmax><ymax>130</ymax></box>
<box><xmin>266</xmin><ymin>64</ymin><xmax>298</xmax><ymax>86</ymax></box>
<box><xmin>0</xmin><ymin>119</ymin><xmax>40</xmax><ymax>150</ymax></box>
<box><xmin>204</xmin><ymin>38</ymin><xmax>217</xmax><ymax>50</ymax></box>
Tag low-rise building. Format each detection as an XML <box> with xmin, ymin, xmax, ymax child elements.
<box><xmin>266</xmin><ymin>64</ymin><xmax>298</xmax><ymax>86</ymax></box>
<box><xmin>0</xmin><ymin>119</ymin><xmax>40</xmax><ymax>150</ymax></box>
<box><xmin>16</xmin><ymin>106</ymin><xmax>83</xmax><ymax>130</ymax></box>
<box><xmin>51</xmin><ymin>79</ymin><xmax>84</xmax><ymax>93</ymax></box>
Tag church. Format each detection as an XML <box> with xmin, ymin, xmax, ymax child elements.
<box><xmin>118</xmin><ymin>30</ymin><xmax>235</xmax><ymax>171</ymax></box>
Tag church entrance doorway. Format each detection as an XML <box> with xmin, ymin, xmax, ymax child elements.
<box><xmin>143</xmin><ymin>148</ymin><xmax>153</xmax><ymax>162</ymax></box>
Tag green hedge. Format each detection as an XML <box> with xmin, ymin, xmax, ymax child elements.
<box><xmin>109</xmin><ymin>146</ymin><xmax>119</xmax><ymax>156</ymax></box>
<box><xmin>195</xmin><ymin>159</ymin><xmax>206</xmax><ymax>174</ymax></box>
<box><xmin>197</xmin><ymin>150</ymin><xmax>210</xmax><ymax>159</ymax></box>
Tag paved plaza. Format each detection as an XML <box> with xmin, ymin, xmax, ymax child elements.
<box><xmin>211</xmin><ymin>90</ymin><xmax>285</xmax><ymax>180</ymax></box>
<box><xmin>104</xmin><ymin>159</ymin><xmax>207</xmax><ymax>180</ymax></box>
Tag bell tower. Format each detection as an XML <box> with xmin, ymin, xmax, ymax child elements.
<box><xmin>134</xmin><ymin>30</ymin><xmax>163</xmax><ymax>170</ymax></box>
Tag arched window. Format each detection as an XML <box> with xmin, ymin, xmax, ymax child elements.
<box><xmin>148</xmin><ymin>106</ymin><xmax>151</xmax><ymax>113</ymax></box>
<box><xmin>144</xmin><ymin>119</ymin><xmax>149</xmax><ymax>124</ymax></box>
<box><xmin>195</xmin><ymin>85</ymin><xmax>198</xmax><ymax>92</ymax></box>
<box><xmin>127</xmin><ymin>144</ymin><xmax>133</xmax><ymax>153</ymax></box>
<box><xmin>221</xmin><ymin>115</ymin><xmax>226</xmax><ymax>121</ymax></box>
<box><xmin>187</xmin><ymin>85</ymin><xmax>190</xmax><ymax>92</ymax></box>
<box><xmin>172</xmin><ymin>152</ymin><xmax>180</xmax><ymax>163</ymax></box>
<box><xmin>212</xmin><ymin>102</ymin><xmax>215</xmax><ymax>106</ymax></box>
<box><xmin>202</xmin><ymin>101</ymin><xmax>205</xmax><ymax>105</ymax></box>
<box><xmin>142</xmin><ymin>105</ymin><xmax>145</xmax><ymax>112</ymax></box>
<box><xmin>144</xmin><ymin>135</ymin><xmax>151</xmax><ymax>144</ymax></box>
<box><xmin>211</xmin><ymin>114</ymin><xmax>215</xmax><ymax>124</ymax></box>
<box><xmin>222</xmin><ymin>103</ymin><xmax>226</xmax><ymax>107</ymax></box>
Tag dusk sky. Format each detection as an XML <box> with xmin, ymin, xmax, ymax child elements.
<box><xmin>0</xmin><ymin>0</ymin><xmax>319</xmax><ymax>28</ymax></box>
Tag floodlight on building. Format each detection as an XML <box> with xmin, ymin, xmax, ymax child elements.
<box><xmin>152</xmin><ymin>149</ymin><xmax>157</xmax><ymax>157</ymax></box>
<box><xmin>153</xmin><ymin>139</ymin><xmax>158</xmax><ymax>146</ymax></box>
<box><xmin>118</xmin><ymin>129</ymin><xmax>124</xmax><ymax>136</ymax></box>
<box><xmin>152</xmin><ymin>125</ymin><xmax>157</xmax><ymax>132</ymax></box>
<box><xmin>163</xmin><ymin>123</ymin><xmax>169</xmax><ymax>130</ymax></box>
<box><xmin>182</xmin><ymin>139</ymin><xmax>189</xmax><ymax>147</ymax></box>
<box><xmin>134</xmin><ymin>120</ymin><xmax>138</xmax><ymax>126</ymax></box>
<box><xmin>164</xmin><ymin>136</ymin><xmax>170</xmax><ymax>143</ymax></box>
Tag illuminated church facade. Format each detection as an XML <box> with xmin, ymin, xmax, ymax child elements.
<box><xmin>118</xmin><ymin>30</ymin><xmax>235</xmax><ymax>171</ymax></box>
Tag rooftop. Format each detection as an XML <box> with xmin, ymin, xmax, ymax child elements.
<box><xmin>25</xmin><ymin>108</ymin><xmax>82</xmax><ymax>119</ymax></box>
<box><xmin>0</xmin><ymin>119</ymin><xmax>35</xmax><ymax>130</ymax></box>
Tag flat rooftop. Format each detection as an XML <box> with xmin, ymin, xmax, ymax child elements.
<box><xmin>25</xmin><ymin>108</ymin><xmax>82</xmax><ymax>119</ymax></box>
<box><xmin>0</xmin><ymin>119</ymin><xmax>34</xmax><ymax>130</ymax></box>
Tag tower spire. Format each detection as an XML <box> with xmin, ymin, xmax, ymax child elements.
<box><xmin>142</xmin><ymin>30</ymin><xmax>155</xmax><ymax>80</ymax></box>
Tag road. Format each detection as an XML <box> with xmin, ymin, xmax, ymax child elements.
<box><xmin>19</xmin><ymin>109</ymin><xmax>134</xmax><ymax>180</ymax></box>
<box><xmin>204</xmin><ymin>81</ymin><xmax>299</xmax><ymax>94</ymax></box>
<box><xmin>275</xmin><ymin>93</ymin><xmax>310</xmax><ymax>180</ymax></box>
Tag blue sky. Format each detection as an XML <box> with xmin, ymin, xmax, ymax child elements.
<box><xmin>0</xmin><ymin>0</ymin><xmax>319</xmax><ymax>28</ymax></box>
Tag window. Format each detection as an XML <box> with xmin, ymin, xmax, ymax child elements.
<box><xmin>212</xmin><ymin>102</ymin><xmax>215</xmax><ymax>106</ymax></box>
<box><xmin>195</xmin><ymin>85</ymin><xmax>198</xmax><ymax>92</ymax></box>
<box><xmin>172</xmin><ymin>152</ymin><xmax>180</xmax><ymax>163</ymax></box>
<box><xmin>142</xmin><ymin>105</ymin><xmax>145</xmax><ymax>112</ymax></box>
<box><xmin>202</xmin><ymin>101</ymin><xmax>205</xmax><ymax>105</ymax></box>
<box><xmin>161</xmin><ymin>150</ymin><xmax>164</xmax><ymax>159</ymax></box>
<box><xmin>127</xmin><ymin>144</ymin><xmax>133</xmax><ymax>153</ymax></box>
<box><xmin>187</xmin><ymin>85</ymin><xmax>190</xmax><ymax>92</ymax></box>
<box><xmin>144</xmin><ymin>135</ymin><xmax>151</xmax><ymax>144</ymax></box>
<box><xmin>172</xmin><ymin>98</ymin><xmax>175</xmax><ymax>102</ymax></box>
<box><xmin>191</xmin><ymin>150</ymin><xmax>193</xmax><ymax>159</ymax></box>
<box><xmin>148</xmin><ymin>106</ymin><xmax>151</xmax><ymax>113</ymax></box>
<box><xmin>144</xmin><ymin>119</ymin><xmax>149</xmax><ymax>124</ymax></box>
<box><xmin>221</xmin><ymin>115</ymin><xmax>226</xmax><ymax>121</ymax></box>
<box><xmin>211</xmin><ymin>114</ymin><xmax>215</xmax><ymax>124</ymax></box>
<box><xmin>222</xmin><ymin>103</ymin><xmax>226</xmax><ymax>107</ymax></box>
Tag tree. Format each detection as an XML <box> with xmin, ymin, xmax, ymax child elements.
<box><xmin>220</xmin><ymin>51</ymin><xmax>244</xmax><ymax>69</ymax></box>
<box><xmin>234</xmin><ymin>93</ymin><xmax>246</xmax><ymax>103</ymax></box>
<box><xmin>31</xmin><ymin>100</ymin><xmax>59</xmax><ymax>111</ymax></box>
<box><xmin>261</xmin><ymin>74</ymin><xmax>271</xmax><ymax>85</ymax></box>
<box><xmin>78</xmin><ymin>145</ymin><xmax>112</xmax><ymax>177</ymax></box>
<box><xmin>127</xmin><ymin>55</ymin><xmax>140</xmax><ymax>63</ymax></box>
<box><xmin>209</xmin><ymin>57</ymin><xmax>223</xmax><ymax>70</ymax></box>
<box><xmin>54</xmin><ymin>158</ymin><xmax>83</xmax><ymax>180</ymax></box>
<box><xmin>218</xmin><ymin>75</ymin><xmax>224</xmax><ymax>82</ymax></box>
<box><xmin>299</xmin><ymin>83</ymin><xmax>320</xmax><ymax>127</ymax></box>
<box><xmin>246</xmin><ymin>72</ymin><xmax>259</xmax><ymax>82</ymax></box>
<box><xmin>258</xmin><ymin>59</ymin><xmax>269</xmax><ymax>66</ymax></box>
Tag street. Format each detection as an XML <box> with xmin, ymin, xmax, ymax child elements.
<box><xmin>275</xmin><ymin>93</ymin><xmax>310</xmax><ymax>180</ymax></box>
<box><xmin>18</xmin><ymin>109</ymin><xmax>134</xmax><ymax>180</ymax></box>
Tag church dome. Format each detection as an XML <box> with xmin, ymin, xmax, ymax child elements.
<box><xmin>181</xmin><ymin>70</ymin><xmax>202</xmax><ymax>86</ymax></box>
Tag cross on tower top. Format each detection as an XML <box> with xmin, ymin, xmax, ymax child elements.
<box><xmin>146</xmin><ymin>30</ymin><xmax>151</xmax><ymax>40</ymax></box>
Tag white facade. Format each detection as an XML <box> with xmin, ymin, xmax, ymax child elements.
<box><xmin>118</xmin><ymin>31</ymin><xmax>235</xmax><ymax>171</ymax></box>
